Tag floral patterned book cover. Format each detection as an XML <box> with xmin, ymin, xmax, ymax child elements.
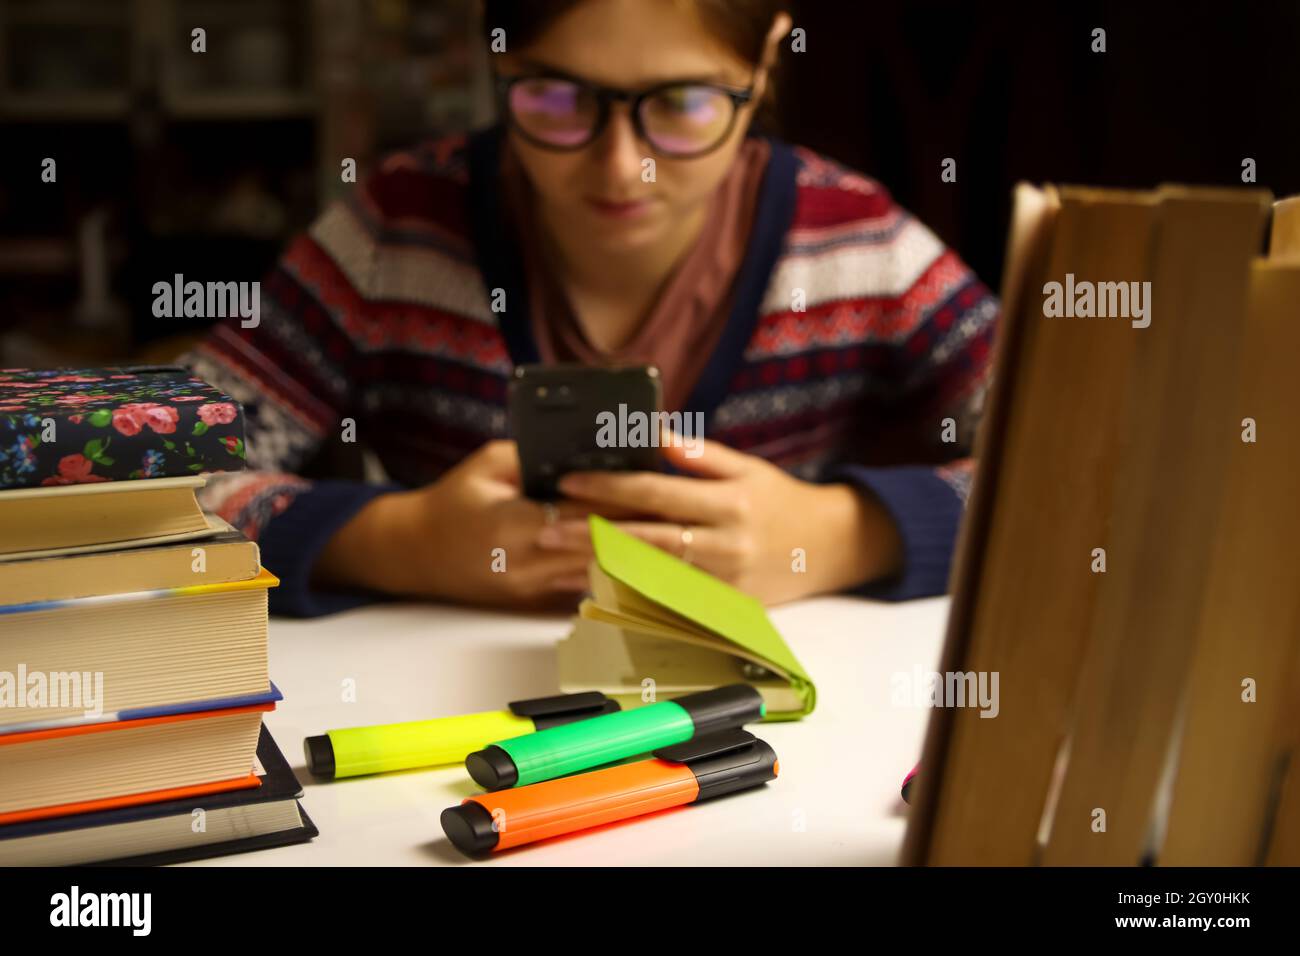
<box><xmin>0</xmin><ymin>366</ymin><xmax>247</xmax><ymax>490</ymax></box>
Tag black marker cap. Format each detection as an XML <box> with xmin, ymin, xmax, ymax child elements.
<box><xmin>654</xmin><ymin>729</ymin><xmax>779</xmax><ymax>802</ymax></box>
<box><xmin>508</xmin><ymin>691</ymin><xmax>621</xmax><ymax>730</ymax></box>
<box><xmin>303</xmin><ymin>734</ymin><xmax>335</xmax><ymax>778</ymax></box>
<box><xmin>674</xmin><ymin>684</ymin><xmax>766</xmax><ymax>736</ymax></box>
<box><xmin>465</xmin><ymin>744</ymin><xmax>519</xmax><ymax>790</ymax></box>
<box><xmin>441</xmin><ymin>801</ymin><xmax>500</xmax><ymax>856</ymax></box>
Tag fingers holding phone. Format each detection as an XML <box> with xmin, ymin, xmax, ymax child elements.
<box><xmin>317</xmin><ymin>438</ymin><xmax>609</xmax><ymax>608</ymax></box>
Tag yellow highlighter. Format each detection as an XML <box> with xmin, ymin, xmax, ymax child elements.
<box><xmin>303</xmin><ymin>692</ymin><xmax>619</xmax><ymax>779</ymax></box>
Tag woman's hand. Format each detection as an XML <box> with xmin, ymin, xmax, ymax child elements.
<box><xmin>541</xmin><ymin>434</ymin><xmax>903</xmax><ymax>604</ymax></box>
<box><xmin>314</xmin><ymin>440</ymin><xmax>612</xmax><ymax>610</ymax></box>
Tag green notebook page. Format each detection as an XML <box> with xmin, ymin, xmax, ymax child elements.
<box><xmin>588</xmin><ymin>515</ymin><xmax>816</xmax><ymax>717</ymax></box>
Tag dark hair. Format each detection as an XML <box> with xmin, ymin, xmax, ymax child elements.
<box><xmin>481</xmin><ymin>0</ymin><xmax>789</xmax><ymax>127</ymax></box>
<box><xmin>478</xmin><ymin>0</ymin><xmax>780</xmax><ymax>65</ymax></box>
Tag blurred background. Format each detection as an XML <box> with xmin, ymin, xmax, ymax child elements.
<box><xmin>1</xmin><ymin>0</ymin><xmax>1297</xmax><ymax>368</ymax></box>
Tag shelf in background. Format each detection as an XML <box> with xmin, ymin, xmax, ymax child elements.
<box><xmin>161</xmin><ymin>90</ymin><xmax>318</xmax><ymax>120</ymax></box>
<box><xmin>0</xmin><ymin>92</ymin><xmax>132</xmax><ymax>120</ymax></box>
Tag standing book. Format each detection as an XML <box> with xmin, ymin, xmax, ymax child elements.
<box><xmin>900</xmin><ymin>183</ymin><xmax>1279</xmax><ymax>866</ymax></box>
<box><xmin>1160</xmin><ymin>220</ymin><xmax>1300</xmax><ymax>865</ymax></box>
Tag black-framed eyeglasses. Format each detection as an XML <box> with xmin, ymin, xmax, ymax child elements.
<box><xmin>495</xmin><ymin>68</ymin><xmax>755</xmax><ymax>160</ymax></box>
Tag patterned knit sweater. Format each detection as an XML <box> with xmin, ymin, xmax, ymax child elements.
<box><xmin>185</xmin><ymin>126</ymin><xmax>1000</xmax><ymax>617</ymax></box>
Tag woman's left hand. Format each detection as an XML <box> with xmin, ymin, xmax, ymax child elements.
<box><xmin>540</xmin><ymin>432</ymin><xmax>903</xmax><ymax>604</ymax></box>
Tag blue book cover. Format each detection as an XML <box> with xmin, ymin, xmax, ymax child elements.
<box><xmin>0</xmin><ymin>683</ymin><xmax>282</xmax><ymax>738</ymax></box>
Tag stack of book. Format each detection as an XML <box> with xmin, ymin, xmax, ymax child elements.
<box><xmin>0</xmin><ymin>365</ymin><xmax>317</xmax><ymax>865</ymax></box>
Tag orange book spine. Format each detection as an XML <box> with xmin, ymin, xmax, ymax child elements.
<box><xmin>0</xmin><ymin>772</ymin><xmax>260</xmax><ymax>826</ymax></box>
<box><xmin>0</xmin><ymin>701</ymin><xmax>275</xmax><ymax>747</ymax></box>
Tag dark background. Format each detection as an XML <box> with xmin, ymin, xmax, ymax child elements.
<box><xmin>1</xmin><ymin>0</ymin><xmax>1296</xmax><ymax>366</ymax></box>
<box><xmin>777</xmin><ymin>0</ymin><xmax>1300</xmax><ymax>289</ymax></box>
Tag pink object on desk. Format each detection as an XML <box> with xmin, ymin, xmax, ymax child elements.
<box><xmin>901</xmin><ymin>763</ymin><xmax>920</xmax><ymax>804</ymax></box>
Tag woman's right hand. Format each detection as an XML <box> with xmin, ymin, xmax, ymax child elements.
<box><xmin>313</xmin><ymin>440</ymin><xmax>600</xmax><ymax>610</ymax></box>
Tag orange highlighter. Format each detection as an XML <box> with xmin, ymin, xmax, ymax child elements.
<box><xmin>440</xmin><ymin>729</ymin><xmax>778</xmax><ymax>855</ymax></box>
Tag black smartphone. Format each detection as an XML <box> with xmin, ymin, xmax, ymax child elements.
<box><xmin>508</xmin><ymin>364</ymin><xmax>662</xmax><ymax>500</ymax></box>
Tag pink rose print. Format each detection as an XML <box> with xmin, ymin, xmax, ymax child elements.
<box><xmin>197</xmin><ymin>402</ymin><xmax>237</xmax><ymax>426</ymax></box>
<box><xmin>143</xmin><ymin>405</ymin><xmax>179</xmax><ymax>434</ymax></box>
<box><xmin>41</xmin><ymin>453</ymin><xmax>109</xmax><ymax>486</ymax></box>
<box><xmin>112</xmin><ymin>402</ymin><xmax>179</xmax><ymax>435</ymax></box>
<box><xmin>112</xmin><ymin>404</ymin><xmax>148</xmax><ymax>435</ymax></box>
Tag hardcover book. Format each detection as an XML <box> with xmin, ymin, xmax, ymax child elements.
<box><xmin>0</xmin><ymin>698</ymin><xmax>277</xmax><ymax>824</ymax></box>
<box><xmin>0</xmin><ymin>475</ymin><xmax>213</xmax><ymax>557</ymax></box>
<box><xmin>0</xmin><ymin>725</ymin><xmax>317</xmax><ymax>866</ymax></box>
<box><xmin>899</xmin><ymin>184</ymin><xmax>1289</xmax><ymax>867</ymax></box>
<box><xmin>0</xmin><ymin>514</ymin><xmax>259</xmax><ymax>605</ymax></box>
<box><xmin>0</xmin><ymin>569</ymin><xmax>278</xmax><ymax>732</ymax></box>
<box><xmin>0</xmin><ymin>365</ymin><xmax>246</xmax><ymax>491</ymax></box>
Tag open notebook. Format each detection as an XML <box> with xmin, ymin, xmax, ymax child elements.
<box><xmin>557</xmin><ymin>516</ymin><xmax>815</xmax><ymax>719</ymax></box>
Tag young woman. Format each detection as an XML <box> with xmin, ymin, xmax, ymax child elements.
<box><xmin>186</xmin><ymin>0</ymin><xmax>998</xmax><ymax>617</ymax></box>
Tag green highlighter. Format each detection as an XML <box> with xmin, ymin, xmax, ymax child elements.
<box><xmin>465</xmin><ymin>684</ymin><xmax>766</xmax><ymax>790</ymax></box>
<box><xmin>303</xmin><ymin>692</ymin><xmax>618</xmax><ymax>779</ymax></box>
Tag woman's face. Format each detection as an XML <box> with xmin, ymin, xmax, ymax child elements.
<box><xmin>498</xmin><ymin>0</ymin><xmax>780</xmax><ymax>254</ymax></box>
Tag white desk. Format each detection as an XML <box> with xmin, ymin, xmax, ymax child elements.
<box><xmin>186</xmin><ymin>595</ymin><xmax>950</xmax><ymax>866</ymax></box>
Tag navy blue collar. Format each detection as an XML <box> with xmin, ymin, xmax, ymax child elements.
<box><xmin>466</xmin><ymin>124</ymin><xmax>799</xmax><ymax>424</ymax></box>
